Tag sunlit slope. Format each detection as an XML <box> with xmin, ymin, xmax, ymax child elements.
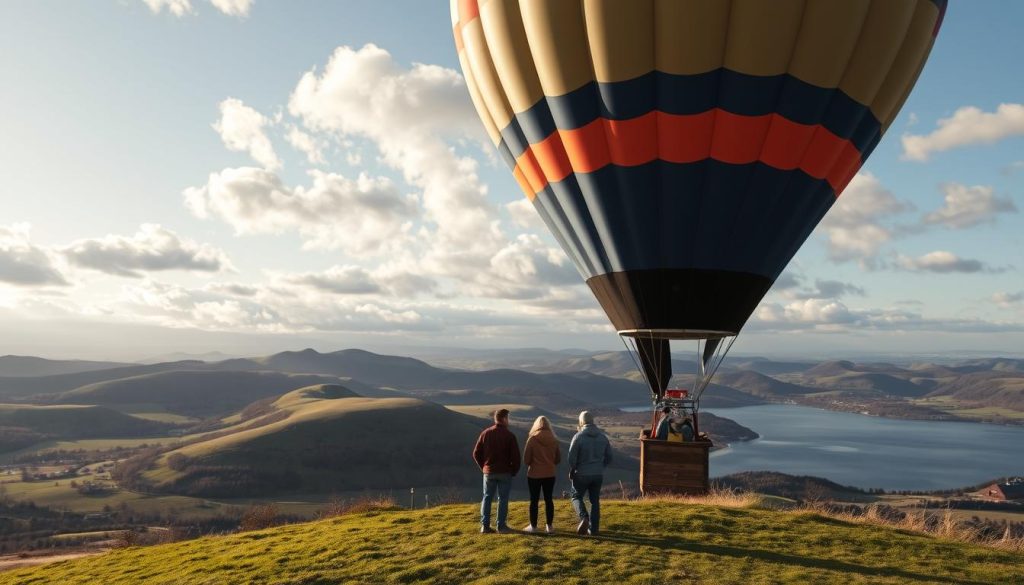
<box><xmin>141</xmin><ymin>385</ymin><xmax>488</xmax><ymax>495</ymax></box>
<box><xmin>4</xmin><ymin>501</ymin><xmax>1021</xmax><ymax>585</ymax></box>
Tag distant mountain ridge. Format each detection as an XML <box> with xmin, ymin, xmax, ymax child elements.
<box><xmin>50</xmin><ymin>370</ymin><xmax>347</xmax><ymax>418</ymax></box>
<box><xmin>4</xmin><ymin>349</ymin><xmax>1023</xmax><ymax>423</ymax></box>
<box><xmin>0</xmin><ymin>355</ymin><xmax>129</xmax><ymax>378</ymax></box>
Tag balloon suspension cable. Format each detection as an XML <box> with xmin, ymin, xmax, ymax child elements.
<box><xmin>620</xmin><ymin>335</ymin><xmax>653</xmax><ymax>399</ymax></box>
<box><xmin>620</xmin><ymin>335</ymin><xmax>662</xmax><ymax>437</ymax></box>
<box><xmin>694</xmin><ymin>335</ymin><xmax>738</xmax><ymax>402</ymax></box>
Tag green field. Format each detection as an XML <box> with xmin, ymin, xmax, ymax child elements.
<box><xmin>3</xmin><ymin>500</ymin><xmax>1022</xmax><ymax>584</ymax></box>
<box><xmin>914</xmin><ymin>396</ymin><xmax>1024</xmax><ymax>422</ymax></box>
<box><xmin>0</xmin><ymin>437</ymin><xmax>181</xmax><ymax>464</ymax></box>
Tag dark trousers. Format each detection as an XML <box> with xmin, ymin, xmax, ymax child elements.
<box><xmin>527</xmin><ymin>476</ymin><xmax>555</xmax><ymax>527</ymax></box>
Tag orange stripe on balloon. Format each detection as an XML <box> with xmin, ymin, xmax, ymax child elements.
<box><xmin>710</xmin><ymin>110</ymin><xmax>773</xmax><ymax>164</ymax></box>
<box><xmin>510</xmin><ymin>110</ymin><xmax>863</xmax><ymax>197</ymax></box>
<box><xmin>829</xmin><ymin>142</ymin><xmax>864</xmax><ymax>196</ymax></box>
<box><xmin>517</xmin><ymin>149</ymin><xmax>548</xmax><ymax>196</ymax></box>
<box><xmin>531</xmin><ymin>132</ymin><xmax>574</xmax><ymax>183</ymax></box>
<box><xmin>512</xmin><ymin>166</ymin><xmax>536</xmax><ymax>201</ymax></box>
<box><xmin>658</xmin><ymin>111</ymin><xmax>715</xmax><ymax>163</ymax></box>
<box><xmin>458</xmin><ymin>0</ymin><xmax>480</xmax><ymax>25</ymax></box>
<box><xmin>605</xmin><ymin>113</ymin><xmax>659</xmax><ymax>166</ymax></box>
<box><xmin>760</xmin><ymin>116</ymin><xmax>817</xmax><ymax>170</ymax></box>
<box><xmin>801</xmin><ymin>128</ymin><xmax>846</xmax><ymax>181</ymax></box>
<box><xmin>560</xmin><ymin>120</ymin><xmax>612</xmax><ymax>173</ymax></box>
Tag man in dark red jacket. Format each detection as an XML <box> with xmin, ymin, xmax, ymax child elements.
<box><xmin>472</xmin><ymin>408</ymin><xmax>521</xmax><ymax>533</ymax></box>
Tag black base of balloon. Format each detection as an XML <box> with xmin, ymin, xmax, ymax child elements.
<box><xmin>586</xmin><ymin>268</ymin><xmax>772</xmax><ymax>336</ymax></box>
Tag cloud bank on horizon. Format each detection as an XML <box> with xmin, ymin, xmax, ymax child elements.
<box><xmin>0</xmin><ymin>3</ymin><xmax>1022</xmax><ymax>356</ymax></box>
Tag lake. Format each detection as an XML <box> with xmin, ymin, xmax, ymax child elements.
<box><xmin>633</xmin><ymin>404</ymin><xmax>1024</xmax><ymax>491</ymax></box>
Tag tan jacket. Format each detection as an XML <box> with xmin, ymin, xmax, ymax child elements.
<box><xmin>523</xmin><ymin>429</ymin><xmax>561</xmax><ymax>479</ymax></box>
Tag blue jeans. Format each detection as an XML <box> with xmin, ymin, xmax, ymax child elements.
<box><xmin>481</xmin><ymin>473</ymin><xmax>512</xmax><ymax>528</ymax></box>
<box><xmin>570</xmin><ymin>475</ymin><xmax>603</xmax><ymax>533</ymax></box>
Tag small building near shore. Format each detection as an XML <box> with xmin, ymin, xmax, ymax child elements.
<box><xmin>982</xmin><ymin>478</ymin><xmax>1024</xmax><ymax>501</ymax></box>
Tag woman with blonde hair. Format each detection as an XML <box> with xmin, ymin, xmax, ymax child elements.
<box><xmin>522</xmin><ymin>415</ymin><xmax>560</xmax><ymax>533</ymax></box>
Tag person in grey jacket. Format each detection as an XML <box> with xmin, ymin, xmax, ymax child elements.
<box><xmin>566</xmin><ymin>410</ymin><xmax>613</xmax><ymax>536</ymax></box>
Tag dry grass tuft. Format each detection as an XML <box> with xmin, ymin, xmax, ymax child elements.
<box><xmin>802</xmin><ymin>501</ymin><xmax>1024</xmax><ymax>553</ymax></box>
<box><xmin>317</xmin><ymin>495</ymin><xmax>400</xmax><ymax>519</ymax></box>
<box><xmin>636</xmin><ymin>486</ymin><xmax>762</xmax><ymax>509</ymax></box>
<box><xmin>239</xmin><ymin>504</ymin><xmax>282</xmax><ymax>532</ymax></box>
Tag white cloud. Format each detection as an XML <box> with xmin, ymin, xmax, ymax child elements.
<box><xmin>506</xmin><ymin>198</ymin><xmax>544</xmax><ymax>231</ymax></box>
<box><xmin>285</xmin><ymin>126</ymin><xmax>325</xmax><ymax>165</ymax></box>
<box><xmin>143</xmin><ymin>0</ymin><xmax>193</xmax><ymax>17</ymax></box>
<box><xmin>771</xmin><ymin>272</ymin><xmax>802</xmax><ymax>291</ymax></box>
<box><xmin>119</xmin><ymin>280</ymin><xmax>281</xmax><ymax>331</ymax></box>
<box><xmin>280</xmin><ymin>265</ymin><xmax>381</xmax><ymax>295</ymax></box>
<box><xmin>902</xmin><ymin>103</ymin><xmax>1024</xmax><ymax>161</ymax></box>
<box><xmin>894</xmin><ymin>251</ymin><xmax>997</xmax><ymax>274</ymax></box>
<box><xmin>62</xmin><ymin>224</ymin><xmax>233</xmax><ymax>278</ymax></box>
<box><xmin>205</xmin><ymin>282</ymin><xmax>259</xmax><ymax>297</ymax></box>
<box><xmin>751</xmin><ymin>300</ymin><xmax>1024</xmax><ymax>335</ymax></box>
<box><xmin>213</xmin><ymin>98</ymin><xmax>281</xmax><ymax>171</ymax></box>
<box><xmin>287</xmin><ymin>44</ymin><xmax>499</xmax><ymax>268</ymax></box>
<box><xmin>993</xmin><ymin>291</ymin><xmax>1024</xmax><ymax>308</ymax></box>
<box><xmin>818</xmin><ymin>172</ymin><xmax>910</xmax><ymax>267</ymax></box>
<box><xmin>142</xmin><ymin>0</ymin><xmax>252</xmax><ymax>17</ymax></box>
<box><xmin>480</xmin><ymin>234</ymin><xmax>579</xmax><ymax>299</ymax></box>
<box><xmin>169</xmin><ymin>44</ymin><xmax>605</xmax><ymax>337</ymax></box>
<box><xmin>209</xmin><ymin>0</ymin><xmax>253</xmax><ymax>17</ymax></box>
<box><xmin>756</xmin><ymin>299</ymin><xmax>858</xmax><ymax>326</ymax></box>
<box><xmin>923</xmin><ymin>183</ymin><xmax>1016</xmax><ymax>229</ymax></box>
<box><xmin>789</xmin><ymin>279</ymin><xmax>866</xmax><ymax>300</ymax></box>
<box><xmin>184</xmin><ymin>167</ymin><xmax>418</xmax><ymax>256</ymax></box>
<box><xmin>283</xmin><ymin>45</ymin><xmax>585</xmax><ymax>301</ymax></box>
<box><xmin>0</xmin><ymin>224</ymin><xmax>68</xmax><ymax>287</ymax></box>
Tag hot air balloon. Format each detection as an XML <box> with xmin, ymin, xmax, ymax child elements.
<box><xmin>452</xmin><ymin>0</ymin><xmax>945</xmax><ymax>494</ymax></box>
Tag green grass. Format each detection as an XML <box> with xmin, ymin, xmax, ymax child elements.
<box><xmin>4</xmin><ymin>501</ymin><xmax>1021</xmax><ymax>584</ymax></box>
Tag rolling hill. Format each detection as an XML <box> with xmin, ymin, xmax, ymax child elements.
<box><xmin>927</xmin><ymin>371</ymin><xmax>1024</xmax><ymax>411</ymax></box>
<box><xmin>796</xmin><ymin>361</ymin><xmax>931</xmax><ymax>398</ymax></box>
<box><xmin>250</xmin><ymin>349</ymin><xmax>650</xmax><ymax>405</ymax></box>
<box><xmin>0</xmin><ymin>404</ymin><xmax>170</xmax><ymax>453</ymax></box>
<box><xmin>0</xmin><ymin>361</ymin><xmax>235</xmax><ymax>399</ymax></box>
<box><xmin>0</xmin><ymin>356</ymin><xmax>128</xmax><ymax>378</ymax></box>
<box><xmin>137</xmin><ymin>385</ymin><xmax>493</xmax><ymax>496</ymax></box>
<box><xmin>3</xmin><ymin>501</ymin><xmax>1021</xmax><ymax>584</ymax></box>
<box><xmin>714</xmin><ymin>371</ymin><xmax>817</xmax><ymax>398</ymax></box>
<box><xmin>51</xmin><ymin>371</ymin><xmax>346</xmax><ymax>418</ymax></box>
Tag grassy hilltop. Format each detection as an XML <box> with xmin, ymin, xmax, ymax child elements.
<box><xmin>4</xmin><ymin>500</ymin><xmax>1022</xmax><ymax>585</ymax></box>
<box><xmin>135</xmin><ymin>385</ymin><xmax>491</xmax><ymax>497</ymax></box>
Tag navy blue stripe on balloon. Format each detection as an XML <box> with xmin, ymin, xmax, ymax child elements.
<box><xmin>531</xmin><ymin>160</ymin><xmax>836</xmax><ymax>282</ymax></box>
<box><xmin>497</xmin><ymin>69</ymin><xmax>882</xmax><ymax>160</ymax></box>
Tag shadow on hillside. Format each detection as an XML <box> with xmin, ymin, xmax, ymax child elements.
<box><xmin>554</xmin><ymin>532</ymin><xmax>986</xmax><ymax>585</ymax></box>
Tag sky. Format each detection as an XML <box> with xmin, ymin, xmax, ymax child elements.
<box><xmin>0</xmin><ymin>1</ymin><xmax>1021</xmax><ymax>361</ymax></box>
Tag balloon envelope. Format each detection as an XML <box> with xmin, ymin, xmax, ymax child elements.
<box><xmin>452</xmin><ymin>0</ymin><xmax>946</xmax><ymax>338</ymax></box>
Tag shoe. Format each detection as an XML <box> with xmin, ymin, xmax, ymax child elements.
<box><xmin>587</xmin><ymin>529</ymin><xmax>598</xmax><ymax>536</ymax></box>
<box><xmin>523</xmin><ymin>524</ymin><xmax>537</xmax><ymax>533</ymax></box>
<box><xmin>480</xmin><ymin>525</ymin><xmax>494</xmax><ymax>534</ymax></box>
<box><xmin>496</xmin><ymin>525</ymin><xmax>513</xmax><ymax>534</ymax></box>
<box><xmin>576</xmin><ymin>517</ymin><xmax>590</xmax><ymax>535</ymax></box>
<box><xmin>545</xmin><ymin>524</ymin><xmax>554</xmax><ymax>534</ymax></box>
